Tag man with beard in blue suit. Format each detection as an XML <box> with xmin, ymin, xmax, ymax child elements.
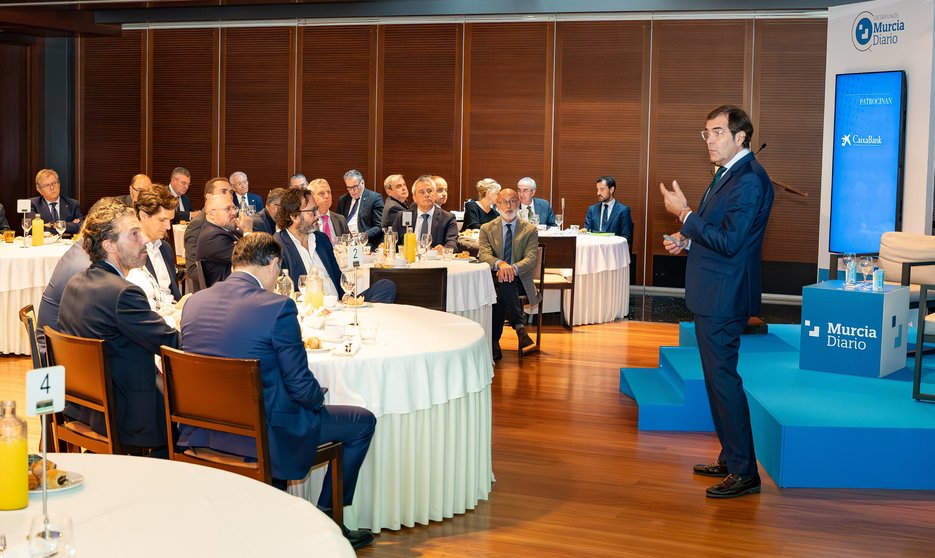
<box><xmin>584</xmin><ymin>176</ymin><xmax>633</xmax><ymax>247</ymax></box>
<box><xmin>179</xmin><ymin>233</ymin><xmax>375</xmax><ymax>549</ymax></box>
<box><xmin>660</xmin><ymin>105</ymin><xmax>774</xmax><ymax>499</ymax></box>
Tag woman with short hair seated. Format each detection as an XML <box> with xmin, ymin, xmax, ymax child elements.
<box><xmin>462</xmin><ymin>178</ymin><xmax>501</xmax><ymax>230</ymax></box>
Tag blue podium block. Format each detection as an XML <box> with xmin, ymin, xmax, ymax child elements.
<box><xmin>799</xmin><ymin>280</ymin><xmax>908</xmax><ymax>377</ymax></box>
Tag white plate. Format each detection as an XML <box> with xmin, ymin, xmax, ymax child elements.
<box><xmin>335</xmin><ymin>302</ymin><xmax>373</xmax><ymax>309</ymax></box>
<box><xmin>30</xmin><ymin>471</ymin><xmax>84</xmax><ymax>494</ymax></box>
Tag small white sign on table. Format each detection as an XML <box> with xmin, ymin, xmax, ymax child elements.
<box><xmin>25</xmin><ymin>365</ymin><xmax>66</xmax><ymax>416</ymax></box>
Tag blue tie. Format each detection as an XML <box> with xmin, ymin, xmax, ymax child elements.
<box><xmin>50</xmin><ymin>202</ymin><xmax>59</xmax><ymax>222</ymax></box>
<box><xmin>503</xmin><ymin>223</ymin><xmax>513</xmax><ymax>264</ymax></box>
<box><xmin>347</xmin><ymin>198</ymin><xmax>360</xmax><ymax>224</ymax></box>
<box><xmin>600</xmin><ymin>203</ymin><xmax>608</xmax><ymax>232</ymax></box>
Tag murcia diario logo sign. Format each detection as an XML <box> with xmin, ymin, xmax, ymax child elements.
<box><xmin>804</xmin><ymin>319</ymin><xmax>878</xmax><ymax>350</ymax></box>
<box><xmin>852</xmin><ymin>10</ymin><xmax>905</xmax><ymax>52</ymax></box>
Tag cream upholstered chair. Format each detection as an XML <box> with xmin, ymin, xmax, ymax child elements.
<box><xmin>877</xmin><ymin>231</ymin><xmax>935</xmax><ymax>309</ymax></box>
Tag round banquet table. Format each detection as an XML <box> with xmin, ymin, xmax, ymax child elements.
<box><xmin>0</xmin><ymin>240</ymin><xmax>71</xmax><ymax>355</ymax></box>
<box><xmin>538</xmin><ymin>230</ymin><xmax>630</xmax><ymax>325</ymax></box>
<box><xmin>0</xmin><ymin>453</ymin><xmax>354</xmax><ymax>557</ymax></box>
<box><xmin>288</xmin><ymin>303</ymin><xmax>495</xmax><ymax>533</ymax></box>
<box><xmin>349</xmin><ymin>257</ymin><xmax>497</xmax><ymax>353</ymax></box>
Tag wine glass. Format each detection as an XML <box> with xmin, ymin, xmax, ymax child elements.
<box><xmin>858</xmin><ymin>256</ymin><xmax>874</xmax><ymax>289</ymax></box>
<box><xmin>340</xmin><ymin>270</ymin><xmax>360</xmax><ymax>325</ymax></box>
<box><xmin>28</xmin><ymin>513</ymin><xmax>77</xmax><ymax>557</ymax></box>
<box><xmin>419</xmin><ymin>233</ymin><xmax>432</xmax><ymax>260</ymax></box>
<box><xmin>356</xmin><ymin>232</ymin><xmax>369</xmax><ymax>246</ymax></box>
<box><xmin>21</xmin><ymin>213</ymin><xmax>32</xmax><ymax>248</ymax></box>
<box><xmin>54</xmin><ymin>220</ymin><xmax>66</xmax><ymax>239</ymax></box>
<box><xmin>554</xmin><ymin>214</ymin><xmax>564</xmax><ymax>232</ymax></box>
<box><xmin>529</xmin><ymin>213</ymin><xmax>540</xmax><ymax>227</ymax></box>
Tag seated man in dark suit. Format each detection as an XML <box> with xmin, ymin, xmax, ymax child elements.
<box><xmin>584</xmin><ymin>175</ymin><xmax>634</xmax><ymax>247</ymax></box>
<box><xmin>30</xmin><ymin>168</ymin><xmax>84</xmax><ymax>236</ymax></box>
<box><xmin>478</xmin><ymin>188</ymin><xmax>539</xmax><ymax>360</ymax></box>
<box><xmin>252</xmin><ymin>187</ymin><xmax>286</xmax><ymax>235</ymax></box>
<box><xmin>117</xmin><ymin>174</ymin><xmax>152</xmax><ymax>208</ymax></box>
<box><xmin>309</xmin><ymin>179</ymin><xmax>348</xmax><ymax>243</ymax></box>
<box><xmin>380</xmin><ymin>174</ymin><xmax>410</xmax><ymax>228</ymax></box>
<box><xmin>230</xmin><ymin>171</ymin><xmax>263</xmax><ymax>213</ymax></box>
<box><xmin>338</xmin><ymin>169</ymin><xmax>384</xmax><ymax>248</ymax></box>
<box><xmin>183</xmin><ymin>177</ymin><xmax>238</xmax><ymax>291</ymax></box>
<box><xmin>0</xmin><ymin>202</ymin><xmax>9</xmax><ymax>231</ymax></box>
<box><xmin>275</xmin><ymin>188</ymin><xmax>395</xmax><ymax>303</ymax></box>
<box><xmin>391</xmin><ymin>175</ymin><xmax>459</xmax><ymax>251</ymax></box>
<box><xmin>56</xmin><ymin>200</ymin><xmax>180</xmax><ymax>455</ymax></box>
<box><xmin>517</xmin><ymin>176</ymin><xmax>557</xmax><ymax>227</ymax></box>
<box><xmin>126</xmin><ymin>184</ymin><xmax>182</xmax><ymax>307</ymax></box>
<box><xmin>196</xmin><ymin>194</ymin><xmax>252</xmax><ymax>288</ymax></box>
<box><xmin>179</xmin><ymin>233</ymin><xmax>376</xmax><ymax>549</ymax></box>
<box><xmin>167</xmin><ymin>167</ymin><xmax>195</xmax><ymax>223</ymax></box>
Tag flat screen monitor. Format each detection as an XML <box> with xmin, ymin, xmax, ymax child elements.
<box><xmin>829</xmin><ymin>70</ymin><xmax>907</xmax><ymax>254</ymax></box>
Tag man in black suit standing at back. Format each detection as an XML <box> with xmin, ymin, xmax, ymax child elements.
<box><xmin>660</xmin><ymin>105</ymin><xmax>774</xmax><ymax>499</ymax></box>
<box><xmin>31</xmin><ymin>168</ymin><xmax>84</xmax><ymax>236</ymax></box>
<box><xmin>56</xmin><ymin>200</ymin><xmax>180</xmax><ymax>454</ymax></box>
<box><xmin>338</xmin><ymin>169</ymin><xmax>384</xmax><ymax>248</ymax></box>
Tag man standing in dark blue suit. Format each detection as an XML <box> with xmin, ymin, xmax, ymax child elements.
<box><xmin>31</xmin><ymin>168</ymin><xmax>84</xmax><ymax>236</ymax></box>
<box><xmin>584</xmin><ymin>176</ymin><xmax>633</xmax><ymax>247</ymax></box>
<box><xmin>660</xmin><ymin>105</ymin><xmax>774</xmax><ymax>499</ymax></box>
<box><xmin>179</xmin><ymin>233</ymin><xmax>375</xmax><ymax>549</ymax></box>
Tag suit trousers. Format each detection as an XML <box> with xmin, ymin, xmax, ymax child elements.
<box><xmin>361</xmin><ymin>278</ymin><xmax>397</xmax><ymax>304</ymax></box>
<box><xmin>693</xmin><ymin>314</ymin><xmax>758</xmax><ymax>476</ymax></box>
<box><xmin>491</xmin><ymin>275</ymin><xmax>525</xmax><ymax>347</ymax></box>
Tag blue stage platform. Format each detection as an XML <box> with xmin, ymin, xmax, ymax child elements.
<box><xmin>620</xmin><ymin>323</ymin><xmax>935</xmax><ymax>489</ymax></box>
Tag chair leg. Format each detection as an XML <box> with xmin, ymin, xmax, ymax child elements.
<box><xmin>331</xmin><ymin>449</ymin><xmax>343</xmax><ymax>528</ymax></box>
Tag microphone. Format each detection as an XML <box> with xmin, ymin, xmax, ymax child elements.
<box><xmin>755</xmin><ymin>142</ymin><xmax>767</xmax><ymax>154</ymax></box>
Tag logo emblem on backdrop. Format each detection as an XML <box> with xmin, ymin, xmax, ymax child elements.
<box><xmin>851</xmin><ymin>10</ymin><xmax>905</xmax><ymax>53</ymax></box>
<box><xmin>840</xmin><ymin>134</ymin><xmax>851</xmax><ymax>147</ymax></box>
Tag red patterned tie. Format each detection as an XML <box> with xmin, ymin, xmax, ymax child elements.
<box><xmin>321</xmin><ymin>214</ymin><xmax>332</xmax><ymax>239</ymax></box>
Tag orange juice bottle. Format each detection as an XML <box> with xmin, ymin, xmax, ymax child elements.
<box><xmin>32</xmin><ymin>216</ymin><xmax>44</xmax><ymax>246</ymax></box>
<box><xmin>0</xmin><ymin>400</ymin><xmax>28</xmax><ymax>510</ymax></box>
<box><xmin>403</xmin><ymin>226</ymin><xmax>417</xmax><ymax>264</ymax></box>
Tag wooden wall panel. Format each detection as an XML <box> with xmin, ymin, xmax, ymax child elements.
<box><xmin>553</xmin><ymin>20</ymin><xmax>650</xmax><ymax>279</ymax></box>
<box><xmin>463</xmin><ymin>22</ymin><xmax>552</xmax><ymax>205</ymax></box>
<box><xmin>376</xmin><ymin>24</ymin><xmax>461</xmax><ymax>210</ymax></box>
<box><xmin>753</xmin><ymin>19</ymin><xmax>826</xmax><ymax>263</ymax></box>
<box><xmin>221</xmin><ymin>27</ymin><xmax>290</xmax><ymax>200</ymax></box>
<box><xmin>151</xmin><ymin>28</ymin><xmax>216</xmax><ymax>209</ymax></box>
<box><xmin>299</xmin><ymin>25</ymin><xmax>374</xmax><ymax>190</ymax></box>
<box><xmin>78</xmin><ymin>31</ymin><xmax>144</xmax><ymax>208</ymax></box>
<box><xmin>0</xmin><ymin>42</ymin><xmax>30</xmax><ymax>220</ymax></box>
<box><xmin>647</xmin><ymin>21</ymin><xmax>751</xmax><ymax>286</ymax></box>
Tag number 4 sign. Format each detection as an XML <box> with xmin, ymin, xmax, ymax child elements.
<box><xmin>25</xmin><ymin>365</ymin><xmax>66</xmax><ymax>416</ymax></box>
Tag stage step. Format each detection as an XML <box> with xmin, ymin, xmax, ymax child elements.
<box><xmin>620</xmin><ymin>347</ymin><xmax>714</xmax><ymax>431</ymax></box>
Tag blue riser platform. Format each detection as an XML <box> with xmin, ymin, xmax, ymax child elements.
<box><xmin>620</xmin><ymin>323</ymin><xmax>935</xmax><ymax>489</ymax></box>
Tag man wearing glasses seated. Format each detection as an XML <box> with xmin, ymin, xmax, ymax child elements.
<box><xmin>478</xmin><ymin>188</ymin><xmax>539</xmax><ymax>360</ymax></box>
<box><xmin>338</xmin><ymin>169</ymin><xmax>384</xmax><ymax>249</ymax></box>
<box><xmin>30</xmin><ymin>168</ymin><xmax>85</xmax><ymax>236</ymax></box>
<box><xmin>195</xmin><ymin>194</ymin><xmax>253</xmax><ymax>288</ymax></box>
<box><xmin>179</xmin><ymin>232</ymin><xmax>376</xmax><ymax>550</ymax></box>
<box><xmin>275</xmin><ymin>188</ymin><xmax>395</xmax><ymax>302</ymax></box>
<box><xmin>117</xmin><ymin>174</ymin><xmax>152</xmax><ymax>208</ymax></box>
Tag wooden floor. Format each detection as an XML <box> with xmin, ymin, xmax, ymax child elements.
<box><xmin>3</xmin><ymin>320</ymin><xmax>934</xmax><ymax>556</ymax></box>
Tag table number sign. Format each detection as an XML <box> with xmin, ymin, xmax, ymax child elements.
<box><xmin>346</xmin><ymin>245</ymin><xmax>364</xmax><ymax>268</ymax></box>
<box><xmin>17</xmin><ymin>199</ymin><xmax>31</xmax><ymax>213</ymax></box>
<box><xmin>25</xmin><ymin>365</ymin><xmax>65</xmax><ymax>416</ymax></box>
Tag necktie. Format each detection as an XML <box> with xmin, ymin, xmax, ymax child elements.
<box><xmin>600</xmin><ymin>203</ymin><xmax>608</xmax><ymax>232</ymax></box>
<box><xmin>528</xmin><ymin>203</ymin><xmax>535</xmax><ymax>216</ymax></box>
<box><xmin>347</xmin><ymin>198</ymin><xmax>360</xmax><ymax>224</ymax></box>
<box><xmin>702</xmin><ymin>166</ymin><xmax>727</xmax><ymax>207</ymax></box>
<box><xmin>503</xmin><ymin>223</ymin><xmax>513</xmax><ymax>264</ymax></box>
<box><xmin>176</xmin><ymin>196</ymin><xmax>185</xmax><ymax>211</ymax></box>
<box><xmin>321</xmin><ymin>214</ymin><xmax>332</xmax><ymax>239</ymax></box>
<box><xmin>50</xmin><ymin>202</ymin><xmax>59</xmax><ymax>222</ymax></box>
<box><xmin>420</xmin><ymin>213</ymin><xmax>430</xmax><ymax>239</ymax></box>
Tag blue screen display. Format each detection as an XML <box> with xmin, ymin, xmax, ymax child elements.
<box><xmin>829</xmin><ymin>70</ymin><xmax>906</xmax><ymax>254</ymax></box>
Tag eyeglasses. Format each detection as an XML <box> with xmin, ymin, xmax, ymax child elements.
<box><xmin>414</xmin><ymin>189</ymin><xmax>434</xmax><ymax>196</ymax></box>
<box><xmin>299</xmin><ymin>208</ymin><xmax>319</xmax><ymax>214</ymax></box>
<box><xmin>500</xmin><ymin>198</ymin><xmax>520</xmax><ymax>206</ymax></box>
<box><xmin>346</xmin><ymin>183</ymin><xmax>363</xmax><ymax>191</ymax></box>
<box><xmin>701</xmin><ymin>129</ymin><xmax>729</xmax><ymax>141</ymax></box>
<box><xmin>39</xmin><ymin>180</ymin><xmax>60</xmax><ymax>189</ymax></box>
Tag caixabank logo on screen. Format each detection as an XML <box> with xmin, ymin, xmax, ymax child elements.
<box><xmin>852</xmin><ymin>10</ymin><xmax>905</xmax><ymax>52</ymax></box>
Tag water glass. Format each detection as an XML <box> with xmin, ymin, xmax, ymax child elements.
<box><xmin>569</xmin><ymin>224</ymin><xmax>580</xmax><ymax>234</ymax></box>
<box><xmin>297</xmin><ymin>275</ymin><xmax>308</xmax><ymax>293</ymax></box>
<box><xmin>28</xmin><ymin>513</ymin><xmax>76</xmax><ymax>557</ymax></box>
<box><xmin>323</xmin><ymin>294</ymin><xmax>338</xmax><ymax>309</ymax></box>
<box><xmin>54</xmin><ymin>220</ymin><xmax>67</xmax><ymax>238</ymax></box>
<box><xmin>554</xmin><ymin>214</ymin><xmax>564</xmax><ymax>231</ymax></box>
<box><xmin>442</xmin><ymin>247</ymin><xmax>454</xmax><ymax>260</ymax></box>
<box><xmin>360</xmin><ymin>321</ymin><xmax>379</xmax><ymax>344</ymax></box>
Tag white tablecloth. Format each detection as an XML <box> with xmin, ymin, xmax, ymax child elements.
<box><xmin>0</xmin><ymin>453</ymin><xmax>353</xmax><ymax>558</ymax></box>
<box><xmin>538</xmin><ymin>231</ymin><xmax>630</xmax><ymax>325</ymax></box>
<box><xmin>289</xmin><ymin>303</ymin><xmax>495</xmax><ymax>532</ymax></box>
<box><xmin>0</xmin><ymin>240</ymin><xmax>71</xmax><ymax>355</ymax></box>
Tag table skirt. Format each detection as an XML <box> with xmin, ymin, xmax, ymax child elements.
<box><xmin>541</xmin><ymin>267</ymin><xmax>629</xmax><ymax>326</ymax></box>
<box><xmin>289</xmin><ymin>386</ymin><xmax>494</xmax><ymax>532</ymax></box>
<box><xmin>453</xmin><ymin>304</ymin><xmax>492</xmax><ymax>359</ymax></box>
<box><xmin>1</xmin><ymin>286</ymin><xmax>43</xmax><ymax>355</ymax></box>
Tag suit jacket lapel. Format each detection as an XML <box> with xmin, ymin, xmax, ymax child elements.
<box><xmin>700</xmin><ymin>153</ymin><xmax>753</xmax><ymax>214</ymax></box>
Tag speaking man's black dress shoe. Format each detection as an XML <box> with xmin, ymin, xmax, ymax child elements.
<box><xmin>342</xmin><ymin>525</ymin><xmax>374</xmax><ymax>550</ymax></box>
<box><xmin>516</xmin><ymin>326</ymin><xmax>535</xmax><ymax>349</ymax></box>
<box><xmin>705</xmin><ymin>473</ymin><xmax>761</xmax><ymax>498</ymax></box>
<box><xmin>693</xmin><ymin>462</ymin><xmax>729</xmax><ymax>477</ymax></box>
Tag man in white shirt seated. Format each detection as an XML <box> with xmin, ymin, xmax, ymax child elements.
<box><xmin>127</xmin><ymin>184</ymin><xmax>181</xmax><ymax>313</ymax></box>
<box><xmin>308</xmin><ymin>179</ymin><xmax>348</xmax><ymax>243</ymax></box>
<box><xmin>274</xmin><ymin>188</ymin><xmax>395</xmax><ymax>303</ymax></box>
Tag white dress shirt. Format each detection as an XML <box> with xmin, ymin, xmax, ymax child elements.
<box><xmin>286</xmin><ymin>229</ymin><xmax>339</xmax><ymax>297</ymax></box>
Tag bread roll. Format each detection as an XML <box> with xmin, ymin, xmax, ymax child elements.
<box><xmin>28</xmin><ymin>472</ymin><xmax>39</xmax><ymax>490</ymax></box>
<box><xmin>30</xmin><ymin>458</ymin><xmax>57</xmax><ymax>479</ymax></box>
<box><xmin>304</xmin><ymin>337</ymin><xmax>321</xmax><ymax>350</ymax></box>
<box><xmin>45</xmin><ymin>469</ymin><xmax>69</xmax><ymax>488</ymax></box>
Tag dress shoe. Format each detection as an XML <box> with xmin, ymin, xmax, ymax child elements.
<box><xmin>342</xmin><ymin>525</ymin><xmax>374</xmax><ymax>550</ymax></box>
<box><xmin>515</xmin><ymin>326</ymin><xmax>535</xmax><ymax>349</ymax></box>
<box><xmin>493</xmin><ymin>344</ymin><xmax>503</xmax><ymax>360</ymax></box>
<box><xmin>693</xmin><ymin>462</ymin><xmax>729</xmax><ymax>477</ymax></box>
<box><xmin>705</xmin><ymin>473</ymin><xmax>761</xmax><ymax>499</ymax></box>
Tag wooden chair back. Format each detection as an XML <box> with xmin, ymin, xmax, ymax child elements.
<box><xmin>369</xmin><ymin>266</ymin><xmax>448</xmax><ymax>311</ymax></box>
<box><xmin>44</xmin><ymin>326</ymin><xmax>121</xmax><ymax>454</ymax></box>
<box><xmin>18</xmin><ymin>305</ymin><xmax>45</xmax><ymax>369</ymax></box>
<box><xmin>539</xmin><ymin>236</ymin><xmax>578</xmax><ymax>329</ymax></box>
<box><xmin>195</xmin><ymin>260</ymin><xmax>208</xmax><ymax>290</ymax></box>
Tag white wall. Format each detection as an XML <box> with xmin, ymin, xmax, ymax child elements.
<box><xmin>819</xmin><ymin>0</ymin><xmax>935</xmax><ymax>274</ymax></box>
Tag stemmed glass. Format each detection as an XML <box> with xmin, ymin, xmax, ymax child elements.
<box><xmin>858</xmin><ymin>256</ymin><xmax>875</xmax><ymax>289</ymax></box>
<box><xmin>554</xmin><ymin>214</ymin><xmax>564</xmax><ymax>232</ymax></box>
<box><xmin>340</xmin><ymin>270</ymin><xmax>360</xmax><ymax>325</ymax></box>
<box><xmin>54</xmin><ymin>220</ymin><xmax>66</xmax><ymax>240</ymax></box>
<box><xmin>356</xmin><ymin>232</ymin><xmax>369</xmax><ymax>246</ymax></box>
<box><xmin>419</xmin><ymin>234</ymin><xmax>432</xmax><ymax>260</ymax></box>
<box><xmin>529</xmin><ymin>214</ymin><xmax>540</xmax><ymax>227</ymax></box>
<box><xmin>21</xmin><ymin>214</ymin><xmax>32</xmax><ymax>248</ymax></box>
